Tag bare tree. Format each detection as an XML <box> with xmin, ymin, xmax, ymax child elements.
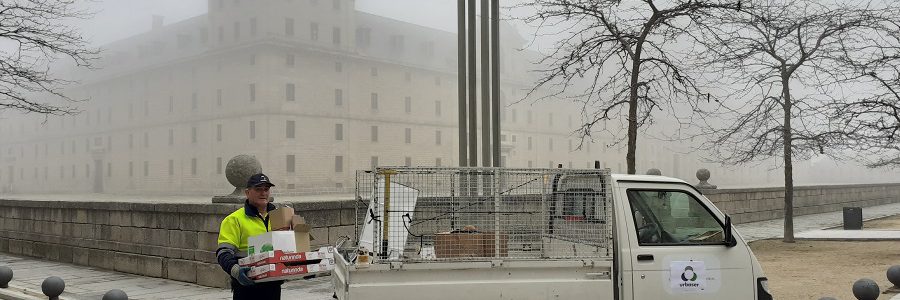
<box><xmin>692</xmin><ymin>0</ymin><xmax>899</xmax><ymax>242</ymax></box>
<box><xmin>828</xmin><ymin>28</ymin><xmax>900</xmax><ymax>168</ymax></box>
<box><xmin>0</xmin><ymin>0</ymin><xmax>98</xmax><ymax>116</ymax></box>
<box><xmin>516</xmin><ymin>0</ymin><xmax>741</xmax><ymax>174</ymax></box>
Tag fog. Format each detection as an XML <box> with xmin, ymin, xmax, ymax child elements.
<box><xmin>0</xmin><ymin>0</ymin><xmax>896</xmax><ymax>198</ymax></box>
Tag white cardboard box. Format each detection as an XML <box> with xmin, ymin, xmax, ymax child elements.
<box><xmin>247</xmin><ymin>231</ymin><xmax>296</xmax><ymax>255</ymax></box>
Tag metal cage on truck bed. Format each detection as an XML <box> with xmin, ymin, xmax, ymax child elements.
<box><xmin>353</xmin><ymin>167</ymin><xmax>614</xmax><ymax>263</ymax></box>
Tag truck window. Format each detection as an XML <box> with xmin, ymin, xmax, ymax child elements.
<box><xmin>626</xmin><ymin>190</ymin><xmax>724</xmax><ymax>245</ymax></box>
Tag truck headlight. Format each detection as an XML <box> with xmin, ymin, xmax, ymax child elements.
<box><xmin>757</xmin><ymin>277</ymin><xmax>772</xmax><ymax>300</ymax></box>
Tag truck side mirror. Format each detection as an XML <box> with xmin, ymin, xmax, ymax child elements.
<box><xmin>724</xmin><ymin>215</ymin><xmax>737</xmax><ymax>247</ymax></box>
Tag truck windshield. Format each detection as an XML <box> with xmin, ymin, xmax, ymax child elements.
<box><xmin>626</xmin><ymin>190</ymin><xmax>724</xmax><ymax>245</ymax></box>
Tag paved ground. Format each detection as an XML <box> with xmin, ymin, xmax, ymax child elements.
<box><xmin>0</xmin><ymin>202</ymin><xmax>898</xmax><ymax>299</ymax></box>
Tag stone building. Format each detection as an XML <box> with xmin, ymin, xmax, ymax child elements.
<box><xmin>0</xmin><ymin>0</ymin><xmax>613</xmax><ymax>195</ymax></box>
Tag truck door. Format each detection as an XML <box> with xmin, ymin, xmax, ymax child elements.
<box><xmin>619</xmin><ymin>184</ymin><xmax>755</xmax><ymax>300</ymax></box>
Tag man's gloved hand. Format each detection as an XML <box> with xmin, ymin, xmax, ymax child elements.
<box><xmin>230</xmin><ymin>265</ymin><xmax>255</xmax><ymax>286</ymax></box>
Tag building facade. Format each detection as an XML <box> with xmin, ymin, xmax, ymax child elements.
<box><xmin>0</xmin><ymin>0</ymin><xmax>614</xmax><ymax>195</ymax></box>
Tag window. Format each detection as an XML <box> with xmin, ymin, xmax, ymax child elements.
<box><xmin>310</xmin><ymin>22</ymin><xmax>319</xmax><ymax>40</ymax></box>
<box><xmin>335</xmin><ymin>124</ymin><xmax>343</xmax><ymax>140</ymax></box>
<box><xmin>218</xmin><ymin>26</ymin><xmax>224</xmax><ymax>43</ymax></box>
<box><xmin>192</xmin><ymin>127</ymin><xmax>198</xmax><ymax>144</ymax></box>
<box><xmin>549</xmin><ymin>138</ymin><xmax>554</xmax><ymax>151</ymax></box>
<box><xmin>191</xmin><ymin>158</ymin><xmax>198</xmax><ymax>175</ymax></box>
<box><xmin>370</xmin><ymin>93</ymin><xmax>378</xmax><ymax>110</ymax></box>
<box><xmin>129</xmin><ymin>134</ymin><xmax>134</xmax><ymax>149</ymax></box>
<box><xmin>334</xmin><ymin>89</ymin><xmax>343</xmax><ymax>106</ymax></box>
<box><xmin>129</xmin><ymin>161</ymin><xmax>134</xmax><ymax>177</ymax></box>
<box><xmin>627</xmin><ymin>190</ymin><xmax>724</xmax><ymax>245</ymax></box>
<box><xmin>356</xmin><ymin>27</ymin><xmax>371</xmax><ymax>48</ymax></box>
<box><xmin>286</xmin><ymin>120</ymin><xmax>296</xmax><ymax>139</ymax></box>
<box><xmin>249</xmin><ymin>84</ymin><xmax>256</xmax><ymax>102</ymax></box>
<box><xmin>217</xmin><ymin>89</ymin><xmax>223</xmax><ymax>106</ymax></box>
<box><xmin>144</xmin><ymin>132</ymin><xmax>149</xmax><ymax>148</ymax></box>
<box><xmin>435</xmin><ymin>130</ymin><xmax>442</xmax><ymax>145</ymax></box>
<box><xmin>168</xmin><ymin>129</ymin><xmax>174</xmax><ymax>146</ymax></box>
<box><xmin>217</xmin><ymin>157</ymin><xmax>223</xmax><ymax>174</ymax></box>
<box><xmin>332</xmin><ymin>0</ymin><xmax>341</xmax><ymax>10</ymax></box>
<box><xmin>404</xmin><ymin>97</ymin><xmax>411</xmax><ymax>113</ymax></box>
<box><xmin>370</xmin><ymin>156</ymin><xmax>378</xmax><ymax>168</ymax></box>
<box><xmin>217</xmin><ymin>124</ymin><xmax>223</xmax><ymax>142</ymax></box>
<box><xmin>233</xmin><ymin>21</ymin><xmax>240</xmax><ymax>40</ymax></box>
<box><xmin>286</xmin><ymin>83</ymin><xmax>296</xmax><ymax>101</ymax></box>
<box><xmin>404</xmin><ymin>72</ymin><xmax>411</xmax><ymax>82</ymax></box>
<box><xmin>404</xmin><ymin>156</ymin><xmax>412</xmax><ymax>167</ymax></box>
<box><xmin>335</xmin><ymin>62</ymin><xmax>343</xmax><ymax>72</ymax></box>
<box><xmin>286</xmin><ymin>54</ymin><xmax>295</xmax><ymax>67</ymax></box>
<box><xmin>168</xmin><ymin>96</ymin><xmax>174</xmax><ymax>112</ymax></box>
<box><xmin>286</xmin><ymin>155</ymin><xmax>296</xmax><ymax>173</ymax></box>
<box><xmin>332</xmin><ymin>27</ymin><xmax>341</xmax><ymax>46</ymax></box>
<box><xmin>435</xmin><ymin>158</ymin><xmax>442</xmax><ymax>167</ymax></box>
<box><xmin>390</xmin><ymin>35</ymin><xmax>405</xmax><ymax>52</ymax></box>
<box><xmin>285</xmin><ymin>18</ymin><xmax>295</xmax><ymax>36</ymax></box>
<box><xmin>249</xmin><ymin>121</ymin><xmax>256</xmax><ymax>139</ymax></box>
<box><xmin>370</xmin><ymin>67</ymin><xmax>378</xmax><ymax>77</ymax></box>
<box><xmin>250</xmin><ymin>18</ymin><xmax>257</xmax><ymax>37</ymax></box>
<box><xmin>143</xmin><ymin>161</ymin><xmax>149</xmax><ymax>176</ymax></box>
<box><xmin>435</xmin><ymin>101</ymin><xmax>441</xmax><ymax>116</ymax></box>
<box><xmin>370</xmin><ymin>126</ymin><xmax>378</xmax><ymax>142</ymax></box>
<box><xmin>527</xmin><ymin>137</ymin><xmax>532</xmax><ymax>150</ymax></box>
<box><xmin>549</xmin><ymin>113</ymin><xmax>554</xmax><ymax>126</ymax></box>
<box><xmin>404</xmin><ymin>128</ymin><xmax>411</xmax><ymax>144</ymax></box>
<box><xmin>191</xmin><ymin>93</ymin><xmax>198</xmax><ymax>111</ymax></box>
<box><xmin>334</xmin><ymin>156</ymin><xmax>343</xmax><ymax>172</ymax></box>
<box><xmin>168</xmin><ymin>159</ymin><xmax>174</xmax><ymax>176</ymax></box>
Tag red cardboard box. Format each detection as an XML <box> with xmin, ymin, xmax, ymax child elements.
<box><xmin>238</xmin><ymin>247</ymin><xmax>335</xmax><ymax>267</ymax></box>
<box><xmin>249</xmin><ymin>260</ymin><xmax>335</xmax><ymax>282</ymax></box>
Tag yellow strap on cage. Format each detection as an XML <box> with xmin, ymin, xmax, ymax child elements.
<box><xmin>378</xmin><ymin>169</ymin><xmax>397</xmax><ymax>256</ymax></box>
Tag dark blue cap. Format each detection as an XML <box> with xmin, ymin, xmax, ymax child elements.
<box><xmin>246</xmin><ymin>173</ymin><xmax>275</xmax><ymax>188</ymax></box>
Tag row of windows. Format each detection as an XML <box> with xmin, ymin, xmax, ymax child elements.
<box><xmin>3</xmin><ymin>123</ymin><xmax>602</xmax><ymax>162</ymax></box>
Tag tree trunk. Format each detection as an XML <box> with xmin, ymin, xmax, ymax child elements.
<box><xmin>781</xmin><ymin>74</ymin><xmax>795</xmax><ymax>243</ymax></box>
<box><xmin>627</xmin><ymin>44</ymin><xmax>643</xmax><ymax>175</ymax></box>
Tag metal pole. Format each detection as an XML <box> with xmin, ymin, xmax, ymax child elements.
<box><xmin>467</xmin><ymin>0</ymin><xmax>478</xmax><ymax>167</ymax></box>
<box><xmin>481</xmin><ymin>0</ymin><xmax>491</xmax><ymax>168</ymax></box>
<box><xmin>490</xmin><ymin>0</ymin><xmax>501</xmax><ymax>167</ymax></box>
<box><xmin>457</xmin><ymin>0</ymin><xmax>467</xmax><ymax>167</ymax></box>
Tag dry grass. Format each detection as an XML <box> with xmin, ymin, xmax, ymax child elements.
<box><xmin>749</xmin><ymin>215</ymin><xmax>900</xmax><ymax>299</ymax></box>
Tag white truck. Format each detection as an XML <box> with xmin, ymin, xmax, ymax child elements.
<box><xmin>332</xmin><ymin>167</ymin><xmax>772</xmax><ymax>300</ymax></box>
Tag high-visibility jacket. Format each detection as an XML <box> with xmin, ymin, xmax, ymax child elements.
<box><xmin>217</xmin><ymin>201</ymin><xmax>274</xmax><ymax>268</ymax></box>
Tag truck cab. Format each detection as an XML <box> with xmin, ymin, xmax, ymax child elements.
<box><xmin>333</xmin><ymin>168</ymin><xmax>771</xmax><ymax>300</ymax></box>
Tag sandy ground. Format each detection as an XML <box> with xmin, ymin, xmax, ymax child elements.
<box><xmin>865</xmin><ymin>214</ymin><xmax>900</xmax><ymax>230</ymax></box>
<box><xmin>750</xmin><ymin>215</ymin><xmax>900</xmax><ymax>299</ymax></box>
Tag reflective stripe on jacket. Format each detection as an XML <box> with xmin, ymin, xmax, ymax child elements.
<box><xmin>217</xmin><ymin>201</ymin><xmax>275</xmax><ymax>256</ymax></box>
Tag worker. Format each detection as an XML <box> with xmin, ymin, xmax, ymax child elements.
<box><xmin>216</xmin><ymin>173</ymin><xmax>282</xmax><ymax>299</ymax></box>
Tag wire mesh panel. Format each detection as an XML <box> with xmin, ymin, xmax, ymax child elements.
<box><xmin>354</xmin><ymin>167</ymin><xmax>612</xmax><ymax>263</ymax></box>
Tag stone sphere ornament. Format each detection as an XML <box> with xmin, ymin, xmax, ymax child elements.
<box><xmin>41</xmin><ymin>276</ymin><xmax>65</xmax><ymax>299</ymax></box>
<box><xmin>103</xmin><ymin>289</ymin><xmax>129</xmax><ymax>300</ymax></box>
<box><xmin>0</xmin><ymin>266</ymin><xmax>11</xmax><ymax>288</ymax></box>
<box><xmin>851</xmin><ymin>278</ymin><xmax>880</xmax><ymax>300</ymax></box>
<box><xmin>213</xmin><ymin>154</ymin><xmax>264</xmax><ymax>203</ymax></box>
<box><xmin>695</xmin><ymin>168</ymin><xmax>717</xmax><ymax>189</ymax></box>
<box><xmin>646</xmin><ymin>168</ymin><xmax>661</xmax><ymax>176</ymax></box>
<box><xmin>887</xmin><ymin>265</ymin><xmax>900</xmax><ymax>287</ymax></box>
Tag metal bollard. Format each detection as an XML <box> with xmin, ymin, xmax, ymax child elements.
<box><xmin>102</xmin><ymin>289</ymin><xmax>129</xmax><ymax>300</ymax></box>
<box><xmin>851</xmin><ymin>278</ymin><xmax>879</xmax><ymax>300</ymax></box>
<box><xmin>41</xmin><ymin>276</ymin><xmax>65</xmax><ymax>300</ymax></box>
<box><xmin>0</xmin><ymin>266</ymin><xmax>11</xmax><ymax>288</ymax></box>
<box><xmin>888</xmin><ymin>265</ymin><xmax>900</xmax><ymax>288</ymax></box>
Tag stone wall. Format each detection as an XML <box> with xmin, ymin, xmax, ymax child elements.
<box><xmin>0</xmin><ymin>199</ymin><xmax>360</xmax><ymax>288</ymax></box>
<box><xmin>704</xmin><ymin>183</ymin><xmax>900</xmax><ymax>224</ymax></box>
<box><xmin>0</xmin><ymin>183</ymin><xmax>898</xmax><ymax>288</ymax></box>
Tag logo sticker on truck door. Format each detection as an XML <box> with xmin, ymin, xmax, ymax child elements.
<box><xmin>670</xmin><ymin>261</ymin><xmax>706</xmax><ymax>292</ymax></box>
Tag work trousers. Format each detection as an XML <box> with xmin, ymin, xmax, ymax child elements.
<box><xmin>231</xmin><ymin>278</ymin><xmax>283</xmax><ymax>300</ymax></box>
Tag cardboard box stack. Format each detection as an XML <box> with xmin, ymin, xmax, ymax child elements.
<box><xmin>434</xmin><ymin>227</ymin><xmax>509</xmax><ymax>258</ymax></box>
<box><xmin>241</xmin><ymin>206</ymin><xmax>334</xmax><ymax>282</ymax></box>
